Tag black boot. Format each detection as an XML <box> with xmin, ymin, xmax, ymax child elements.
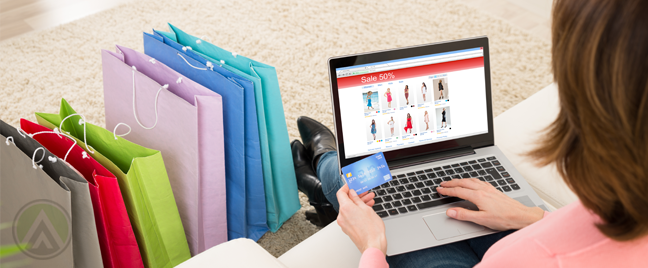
<box><xmin>291</xmin><ymin>140</ymin><xmax>337</xmax><ymax>227</ymax></box>
<box><xmin>292</xmin><ymin>140</ymin><xmax>327</xmax><ymax>204</ymax></box>
<box><xmin>296</xmin><ymin>116</ymin><xmax>337</xmax><ymax>172</ymax></box>
<box><xmin>305</xmin><ymin>203</ymin><xmax>337</xmax><ymax>227</ymax></box>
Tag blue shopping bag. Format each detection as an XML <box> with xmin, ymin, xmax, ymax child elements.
<box><xmin>157</xmin><ymin>24</ymin><xmax>300</xmax><ymax>231</ymax></box>
<box><xmin>143</xmin><ymin>31</ymin><xmax>268</xmax><ymax>241</ymax></box>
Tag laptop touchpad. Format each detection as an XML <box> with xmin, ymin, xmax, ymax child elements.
<box><xmin>423</xmin><ymin>213</ymin><xmax>485</xmax><ymax>240</ymax></box>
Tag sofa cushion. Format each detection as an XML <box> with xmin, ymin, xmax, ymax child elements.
<box><xmin>177</xmin><ymin>238</ymin><xmax>287</xmax><ymax>267</ymax></box>
<box><xmin>278</xmin><ymin>221</ymin><xmax>360</xmax><ymax>268</ymax></box>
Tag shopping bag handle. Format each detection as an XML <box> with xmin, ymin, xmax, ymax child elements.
<box><xmin>4</xmin><ymin>135</ymin><xmax>46</xmax><ymax>169</ymax></box>
<box><xmin>193</xmin><ymin>35</ymin><xmax>239</xmax><ymax>58</ymax></box>
<box><xmin>25</xmin><ymin>127</ymin><xmax>78</xmax><ymax>162</ymax></box>
<box><xmin>31</xmin><ymin>147</ymin><xmax>45</xmax><ymax>169</ymax></box>
<box><xmin>29</xmin><ymin>147</ymin><xmax>58</xmax><ymax>169</ymax></box>
<box><xmin>176</xmin><ymin>52</ymin><xmax>214</xmax><ymax>71</ymax></box>
<box><xmin>194</xmin><ymin>35</ymin><xmax>212</xmax><ymax>45</ymax></box>
<box><xmin>59</xmin><ymin>113</ymin><xmax>95</xmax><ymax>154</ymax></box>
<box><xmin>131</xmin><ymin>66</ymin><xmax>167</xmax><ymax>130</ymax></box>
<box><xmin>113</xmin><ymin>123</ymin><xmax>131</xmax><ymax>140</ymax></box>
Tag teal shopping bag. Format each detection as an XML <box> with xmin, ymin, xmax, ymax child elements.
<box><xmin>155</xmin><ymin>24</ymin><xmax>300</xmax><ymax>231</ymax></box>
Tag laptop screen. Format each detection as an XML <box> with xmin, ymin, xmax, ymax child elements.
<box><xmin>334</xmin><ymin>47</ymin><xmax>488</xmax><ymax>159</ymax></box>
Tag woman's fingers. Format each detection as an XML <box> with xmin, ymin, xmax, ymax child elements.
<box><xmin>336</xmin><ymin>184</ymin><xmax>351</xmax><ymax>207</ymax></box>
<box><xmin>360</xmin><ymin>192</ymin><xmax>375</xmax><ymax>204</ymax></box>
<box><xmin>446</xmin><ymin>207</ymin><xmax>486</xmax><ymax>225</ymax></box>
<box><xmin>440</xmin><ymin>178</ymin><xmax>484</xmax><ymax>190</ymax></box>
<box><xmin>348</xmin><ymin>189</ymin><xmax>367</xmax><ymax>207</ymax></box>
<box><xmin>436</xmin><ymin>186</ymin><xmax>480</xmax><ymax>204</ymax></box>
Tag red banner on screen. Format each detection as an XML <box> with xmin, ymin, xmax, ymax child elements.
<box><xmin>337</xmin><ymin>57</ymin><xmax>484</xmax><ymax>89</ymax></box>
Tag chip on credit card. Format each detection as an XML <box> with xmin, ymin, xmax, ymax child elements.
<box><xmin>341</xmin><ymin>152</ymin><xmax>392</xmax><ymax>194</ymax></box>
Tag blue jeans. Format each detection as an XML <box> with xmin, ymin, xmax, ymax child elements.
<box><xmin>316</xmin><ymin>151</ymin><xmax>515</xmax><ymax>267</ymax></box>
<box><xmin>316</xmin><ymin>151</ymin><xmax>347</xmax><ymax>212</ymax></box>
<box><xmin>386</xmin><ymin>230</ymin><xmax>515</xmax><ymax>268</ymax></box>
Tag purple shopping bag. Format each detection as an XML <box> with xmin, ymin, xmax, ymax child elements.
<box><xmin>101</xmin><ymin>45</ymin><xmax>227</xmax><ymax>255</ymax></box>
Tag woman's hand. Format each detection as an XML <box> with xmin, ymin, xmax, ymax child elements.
<box><xmin>358</xmin><ymin>190</ymin><xmax>376</xmax><ymax>207</ymax></box>
<box><xmin>437</xmin><ymin>178</ymin><xmax>545</xmax><ymax>230</ymax></box>
<box><xmin>336</xmin><ymin>184</ymin><xmax>387</xmax><ymax>255</ymax></box>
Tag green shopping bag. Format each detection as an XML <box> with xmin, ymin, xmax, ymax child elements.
<box><xmin>157</xmin><ymin>24</ymin><xmax>300</xmax><ymax>232</ymax></box>
<box><xmin>36</xmin><ymin>99</ymin><xmax>191</xmax><ymax>268</ymax></box>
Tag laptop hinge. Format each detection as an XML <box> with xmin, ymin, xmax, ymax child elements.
<box><xmin>388</xmin><ymin>146</ymin><xmax>476</xmax><ymax>170</ymax></box>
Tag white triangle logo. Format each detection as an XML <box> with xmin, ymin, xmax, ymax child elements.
<box><xmin>22</xmin><ymin>210</ymin><xmax>64</xmax><ymax>252</ymax></box>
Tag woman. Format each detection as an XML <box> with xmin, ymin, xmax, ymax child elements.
<box><xmin>387</xmin><ymin>117</ymin><xmax>395</xmax><ymax>137</ymax></box>
<box><xmin>370</xmin><ymin>119</ymin><xmax>377</xmax><ymax>140</ymax></box>
<box><xmin>438</xmin><ymin>79</ymin><xmax>444</xmax><ymax>100</ymax></box>
<box><xmin>403</xmin><ymin>113</ymin><xmax>412</xmax><ymax>134</ymax></box>
<box><xmin>404</xmin><ymin>85</ymin><xmax>409</xmax><ymax>105</ymax></box>
<box><xmin>384</xmin><ymin>88</ymin><xmax>393</xmax><ymax>108</ymax></box>
<box><xmin>424</xmin><ymin>111</ymin><xmax>429</xmax><ymax>130</ymax></box>
<box><xmin>366</xmin><ymin>91</ymin><xmax>374</xmax><ymax>110</ymax></box>
<box><xmin>292</xmin><ymin>0</ymin><xmax>648</xmax><ymax>267</ymax></box>
<box><xmin>440</xmin><ymin>108</ymin><xmax>447</xmax><ymax>128</ymax></box>
<box><xmin>421</xmin><ymin>82</ymin><xmax>428</xmax><ymax>102</ymax></box>
<box><xmin>333</xmin><ymin>0</ymin><xmax>648</xmax><ymax>267</ymax></box>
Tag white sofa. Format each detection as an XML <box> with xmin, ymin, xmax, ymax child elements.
<box><xmin>178</xmin><ymin>83</ymin><xmax>579</xmax><ymax>268</ymax></box>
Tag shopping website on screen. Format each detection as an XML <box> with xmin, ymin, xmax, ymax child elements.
<box><xmin>336</xmin><ymin>48</ymin><xmax>488</xmax><ymax>159</ymax></box>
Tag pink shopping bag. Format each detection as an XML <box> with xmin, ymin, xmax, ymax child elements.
<box><xmin>102</xmin><ymin>45</ymin><xmax>226</xmax><ymax>255</ymax></box>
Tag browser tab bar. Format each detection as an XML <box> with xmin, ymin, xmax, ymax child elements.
<box><xmin>336</xmin><ymin>48</ymin><xmax>483</xmax><ymax>78</ymax></box>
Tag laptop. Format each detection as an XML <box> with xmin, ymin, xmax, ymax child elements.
<box><xmin>327</xmin><ymin>36</ymin><xmax>548</xmax><ymax>256</ymax></box>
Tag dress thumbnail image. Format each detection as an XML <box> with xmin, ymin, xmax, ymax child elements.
<box><xmin>399</xmin><ymin>84</ymin><xmax>416</xmax><ymax>107</ymax></box>
<box><xmin>385</xmin><ymin>115</ymin><xmax>401</xmax><ymax>137</ymax></box>
<box><xmin>402</xmin><ymin>112</ymin><xmax>417</xmax><ymax>134</ymax></box>
<box><xmin>381</xmin><ymin>87</ymin><xmax>397</xmax><ymax>109</ymax></box>
<box><xmin>366</xmin><ymin>117</ymin><xmax>383</xmax><ymax>141</ymax></box>
<box><xmin>418</xmin><ymin>109</ymin><xmax>432</xmax><ymax>131</ymax></box>
<box><xmin>363</xmin><ymin>90</ymin><xmax>379</xmax><ymax>113</ymax></box>
<box><xmin>433</xmin><ymin>78</ymin><xmax>448</xmax><ymax>100</ymax></box>
<box><xmin>436</xmin><ymin>107</ymin><xmax>451</xmax><ymax>129</ymax></box>
<box><xmin>417</xmin><ymin>81</ymin><xmax>432</xmax><ymax>103</ymax></box>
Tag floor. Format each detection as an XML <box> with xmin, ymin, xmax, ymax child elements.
<box><xmin>1</xmin><ymin>0</ymin><xmax>552</xmax><ymax>43</ymax></box>
<box><xmin>458</xmin><ymin>0</ymin><xmax>553</xmax><ymax>42</ymax></box>
<box><xmin>0</xmin><ymin>0</ymin><xmax>132</xmax><ymax>42</ymax></box>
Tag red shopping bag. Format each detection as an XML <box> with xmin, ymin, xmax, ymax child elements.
<box><xmin>20</xmin><ymin>119</ymin><xmax>144</xmax><ymax>268</ymax></box>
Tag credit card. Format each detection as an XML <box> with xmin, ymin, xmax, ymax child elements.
<box><xmin>341</xmin><ymin>152</ymin><xmax>392</xmax><ymax>194</ymax></box>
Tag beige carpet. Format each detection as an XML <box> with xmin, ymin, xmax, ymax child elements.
<box><xmin>0</xmin><ymin>0</ymin><xmax>552</xmax><ymax>258</ymax></box>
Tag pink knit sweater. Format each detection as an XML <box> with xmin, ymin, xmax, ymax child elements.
<box><xmin>359</xmin><ymin>201</ymin><xmax>648</xmax><ymax>267</ymax></box>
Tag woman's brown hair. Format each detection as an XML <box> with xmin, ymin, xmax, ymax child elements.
<box><xmin>530</xmin><ymin>0</ymin><xmax>648</xmax><ymax>241</ymax></box>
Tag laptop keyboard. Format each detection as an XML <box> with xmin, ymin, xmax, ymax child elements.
<box><xmin>371</xmin><ymin>156</ymin><xmax>522</xmax><ymax>218</ymax></box>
